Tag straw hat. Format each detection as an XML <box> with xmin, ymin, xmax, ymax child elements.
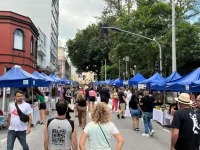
<box><xmin>175</xmin><ymin>93</ymin><xmax>192</xmax><ymax>105</ymax></box>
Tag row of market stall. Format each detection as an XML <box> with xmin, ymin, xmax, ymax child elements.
<box><xmin>92</xmin><ymin>67</ymin><xmax>200</xmax><ymax>92</ymax></box>
<box><xmin>93</xmin><ymin>68</ymin><xmax>200</xmax><ymax>126</ymax></box>
<box><xmin>0</xmin><ymin>65</ymin><xmax>77</xmax><ymax>126</ymax></box>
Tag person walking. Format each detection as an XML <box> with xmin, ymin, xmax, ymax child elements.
<box><xmin>117</xmin><ymin>88</ymin><xmax>127</xmax><ymax>119</ymax></box>
<box><xmin>129</xmin><ymin>90</ymin><xmax>142</xmax><ymax>131</ymax></box>
<box><xmin>195</xmin><ymin>95</ymin><xmax>200</xmax><ymax>149</ymax></box>
<box><xmin>65</xmin><ymin>88</ymin><xmax>72</xmax><ymax>104</ymax></box>
<box><xmin>35</xmin><ymin>88</ymin><xmax>46</xmax><ymax>124</ymax></box>
<box><xmin>85</xmin><ymin>86</ymin><xmax>91</xmax><ymax>110</ymax></box>
<box><xmin>171</xmin><ymin>93</ymin><xmax>199</xmax><ymax>150</ymax></box>
<box><xmin>79</xmin><ymin>102</ymin><xmax>124</xmax><ymax>150</ymax></box>
<box><xmin>125</xmin><ymin>88</ymin><xmax>132</xmax><ymax>117</ymax></box>
<box><xmin>89</xmin><ymin>87</ymin><xmax>96</xmax><ymax>110</ymax></box>
<box><xmin>99</xmin><ymin>85</ymin><xmax>110</xmax><ymax>104</ymax></box>
<box><xmin>75</xmin><ymin>92</ymin><xmax>88</xmax><ymax>129</ymax></box>
<box><xmin>140</xmin><ymin>90</ymin><xmax>155</xmax><ymax>137</ymax></box>
<box><xmin>7</xmin><ymin>90</ymin><xmax>32</xmax><ymax>150</ymax></box>
<box><xmin>44</xmin><ymin>100</ymin><xmax>78</xmax><ymax>150</ymax></box>
<box><xmin>112</xmin><ymin>88</ymin><xmax>119</xmax><ymax>112</ymax></box>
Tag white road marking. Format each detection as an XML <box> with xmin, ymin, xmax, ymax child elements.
<box><xmin>163</xmin><ymin>129</ymin><xmax>171</xmax><ymax>133</ymax></box>
<box><xmin>1</xmin><ymin>138</ymin><xmax>7</xmax><ymax>143</ymax></box>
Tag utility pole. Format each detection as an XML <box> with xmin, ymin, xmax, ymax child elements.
<box><xmin>119</xmin><ymin>59</ymin><xmax>120</xmax><ymax>78</ymax></box>
<box><xmin>172</xmin><ymin>0</ymin><xmax>177</xmax><ymax>72</ymax></box>
<box><xmin>105</xmin><ymin>59</ymin><xmax>107</xmax><ymax>81</ymax></box>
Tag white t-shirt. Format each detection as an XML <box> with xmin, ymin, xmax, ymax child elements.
<box><xmin>8</xmin><ymin>101</ymin><xmax>32</xmax><ymax>131</ymax></box>
<box><xmin>96</xmin><ymin>96</ymin><xmax>101</xmax><ymax>103</ymax></box>
<box><xmin>84</xmin><ymin>121</ymin><xmax>119</xmax><ymax>150</ymax></box>
<box><xmin>6</xmin><ymin>87</ymin><xmax>10</xmax><ymax>94</ymax></box>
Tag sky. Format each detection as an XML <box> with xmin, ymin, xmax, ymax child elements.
<box><xmin>58</xmin><ymin>0</ymin><xmax>106</xmax><ymax>46</ymax></box>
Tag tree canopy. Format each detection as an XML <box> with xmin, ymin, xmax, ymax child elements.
<box><xmin>66</xmin><ymin>0</ymin><xmax>200</xmax><ymax>80</ymax></box>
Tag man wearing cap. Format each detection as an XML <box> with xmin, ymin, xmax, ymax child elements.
<box><xmin>171</xmin><ymin>93</ymin><xmax>199</xmax><ymax>150</ymax></box>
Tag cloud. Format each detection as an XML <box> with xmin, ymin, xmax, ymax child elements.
<box><xmin>58</xmin><ymin>0</ymin><xmax>106</xmax><ymax>46</ymax></box>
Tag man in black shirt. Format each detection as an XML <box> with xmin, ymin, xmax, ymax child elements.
<box><xmin>117</xmin><ymin>87</ymin><xmax>127</xmax><ymax>119</ymax></box>
<box><xmin>99</xmin><ymin>85</ymin><xmax>110</xmax><ymax>104</ymax></box>
<box><xmin>195</xmin><ymin>95</ymin><xmax>200</xmax><ymax>149</ymax></box>
<box><xmin>171</xmin><ymin>93</ymin><xmax>199</xmax><ymax>150</ymax></box>
<box><xmin>140</xmin><ymin>90</ymin><xmax>155</xmax><ymax>137</ymax></box>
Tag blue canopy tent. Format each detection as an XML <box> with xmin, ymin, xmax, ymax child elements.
<box><xmin>111</xmin><ymin>78</ymin><xmax>123</xmax><ymax>87</ymax></box>
<box><xmin>0</xmin><ymin>65</ymin><xmax>45</xmax><ymax>87</ymax></box>
<box><xmin>32</xmin><ymin>71</ymin><xmax>52</xmax><ymax>86</ymax></box>
<box><xmin>166</xmin><ymin>67</ymin><xmax>200</xmax><ymax>92</ymax></box>
<box><xmin>139</xmin><ymin>72</ymin><xmax>165</xmax><ymax>89</ymax></box>
<box><xmin>49</xmin><ymin>74</ymin><xmax>61</xmax><ymax>83</ymax></box>
<box><xmin>41</xmin><ymin>73</ymin><xmax>55</xmax><ymax>83</ymax></box>
<box><xmin>151</xmin><ymin>71</ymin><xmax>182</xmax><ymax>91</ymax></box>
<box><xmin>191</xmin><ymin>80</ymin><xmax>200</xmax><ymax>92</ymax></box>
<box><xmin>71</xmin><ymin>81</ymin><xmax>79</xmax><ymax>85</ymax></box>
<box><xmin>60</xmin><ymin>77</ymin><xmax>71</xmax><ymax>85</ymax></box>
<box><xmin>128</xmin><ymin>73</ymin><xmax>146</xmax><ymax>85</ymax></box>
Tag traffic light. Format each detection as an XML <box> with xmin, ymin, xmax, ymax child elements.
<box><xmin>155</xmin><ymin>61</ymin><xmax>160</xmax><ymax>72</ymax></box>
<box><xmin>98</xmin><ymin>23</ymin><xmax>108</xmax><ymax>39</ymax></box>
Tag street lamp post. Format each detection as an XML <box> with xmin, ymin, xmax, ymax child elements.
<box><xmin>102</xmin><ymin>26</ymin><xmax>163</xmax><ymax>75</ymax></box>
<box><xmin>172</xmin><ymin>0</ymin><xmax>177</xmax><ymax>72</ymax></box>
<box><xmin>125</xmin><ymin>56</ymin><xmax>129</xmax><ymax>80</ymax></box>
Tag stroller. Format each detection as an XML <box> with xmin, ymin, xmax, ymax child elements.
<box><xmin>0</xmin><ymin>116</ymin><xmax>7</xmax><ymax>130</ymax></box>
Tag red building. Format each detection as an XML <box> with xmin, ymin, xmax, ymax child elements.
<box><xmin>0</xmin><ymin>11</ymin><xmax>39</xmax><ymax>75</ymax></box>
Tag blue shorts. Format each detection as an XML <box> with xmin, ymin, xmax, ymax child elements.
<box><xmin>131</xmin><ymin>109</ymin><xmax>140</xmax><ymax>118</ymax></box>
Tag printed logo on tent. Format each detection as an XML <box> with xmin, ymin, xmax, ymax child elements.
<box><xmin>185</xmin><ymin>85</ymin><xmax>189</xmax><ymax>91</ymax></box>
<box><xmin>23</xmin><ymin>80</ymin><xmax>29</xmax><ymax>85</ymax></box>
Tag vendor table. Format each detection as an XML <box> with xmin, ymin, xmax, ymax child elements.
<box><xmin>31</xmin><ymin>106</ymin><xmax>40</xmax><ymax>126</ymax></box>
<box><xmin>153</xmin><ymin>108</ymin><xmax>171</xmax><ymax>126</ymax></box>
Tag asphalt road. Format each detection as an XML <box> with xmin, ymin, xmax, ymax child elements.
<box><xmin>0</xmin><ymin>104</ymin><xmax>171</xmax><ymax>150</ymax></box>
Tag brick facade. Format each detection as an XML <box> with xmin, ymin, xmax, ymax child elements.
<box><xmin>0</xmin><ymin>11</ymin><xmax>39</xmax><ymax>75</ymax></box>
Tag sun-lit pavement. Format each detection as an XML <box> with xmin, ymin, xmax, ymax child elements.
<box><xmin>0</xmin><ymin>103</ymin><xmax>171</xmax><ymax>150</ymax></box>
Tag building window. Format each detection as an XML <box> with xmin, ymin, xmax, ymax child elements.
<box><xmin>35</xmin><ymin>41</ymin><xmax>38</xmax><ymax>57</ymax></box>
<box><xmin>14</xmin><ymin>29</ymin><xmax>24</xmax><ymax>50</ymax></box>
<box><xmin>30</xmin><ymin>36</ymin><xmax>34</xmax><ymax>54</ymax></box>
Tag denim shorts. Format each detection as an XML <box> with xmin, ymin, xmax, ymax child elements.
<box><xmin>131</xmin><ymin>109</ymin><xmax>140</xmax><ymax>118</ymax></box>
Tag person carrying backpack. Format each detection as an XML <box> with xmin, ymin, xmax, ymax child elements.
<box><xmin>44</xmin><ymin>100</ymin><xmax>78</xmax><ymax>150</ymax></box>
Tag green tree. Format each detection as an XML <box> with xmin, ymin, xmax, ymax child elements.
<box><xmin>67</xmin><ymin>24</ymin><xmax>112</xmax><ymax>80</ymax></box>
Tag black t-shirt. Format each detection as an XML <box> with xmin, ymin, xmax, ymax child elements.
<box><xmin>195</xmin><ymin>108</ymin><xmax>200</xmax><ymax>146</ymax></box>
<box><xmin>171</xmin><ymin>108</ymin><xmax>199</xmax><ymax>150</ymax></box>
<box><xmin>129</xmin><ymin>94</ymin><xmax>138</xmax><ymax>109</ymax></box>
<box><xmin>140</xmin><ymin>96</ymin><xmax>155</xmax><ymax>112</ymax></box>
<box><xmin>118</xmin><ymin>91</ymin><xmax>125</xmax><ymax>103</ymax></box>
<box><xmin>76</xmin><ymin>99</ymin><xmax>86</xmax><ymax>107</ymax></box>
<box><xmin>85</xmin><ymin>88</ymin><xmax>90</xmax><ymax>99</ymax></box>
<box><xmin>99</xmin><ymin>88</ymin><xmax>110</xmax><ymax>100</ymax></box>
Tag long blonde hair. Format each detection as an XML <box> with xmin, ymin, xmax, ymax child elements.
<box><xmin>91</xmin><ymin>102</ymin><xmax>110</xmax><ymax>124</ymax></box>
<box><xmin>77</xmin><ymin>92</ymin><xmax>85</xmax><ymax>101</ymax></box>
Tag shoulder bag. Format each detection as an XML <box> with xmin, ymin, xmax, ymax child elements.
<box><xmin>98</xmin><ymin>123</ymin><xmax>110</xmax><ymax>147</ymax></box>
<box><xmin>15</xmin><ymin>103</ymin><xmax>29</xmax><ymax>123</ymax></box>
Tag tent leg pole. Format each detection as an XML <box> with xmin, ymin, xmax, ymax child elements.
<box><xmin>31</xmin><ymin>86</ymin><xmax>35</xmax><ymax>130</ymax></box>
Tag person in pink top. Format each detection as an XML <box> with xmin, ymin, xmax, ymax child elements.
<box><xmin>89</xmin><ymin>87</ymin><xmax>97</xmax><ymax>110</ymax></box>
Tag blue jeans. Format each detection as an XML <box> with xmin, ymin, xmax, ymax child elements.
<box><xmin>142</xmin><ymin>112</ymin><xmax>153</xmax><ymax>134</ymax></box>
<box><xmin>7</xmin><ymin>130</ymin><xmax>29</xmax><ymax>150</ymax></box>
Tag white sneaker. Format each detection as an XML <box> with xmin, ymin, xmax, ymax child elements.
<box><xmin>142</xmin><ymin>133</ymin><xmax>149</xmax><ymax>137</ymax></box>
<box><xmin>149</xmin><ymin>130</ymin><xmax>155</xmax><ymax>136</ymax></box>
